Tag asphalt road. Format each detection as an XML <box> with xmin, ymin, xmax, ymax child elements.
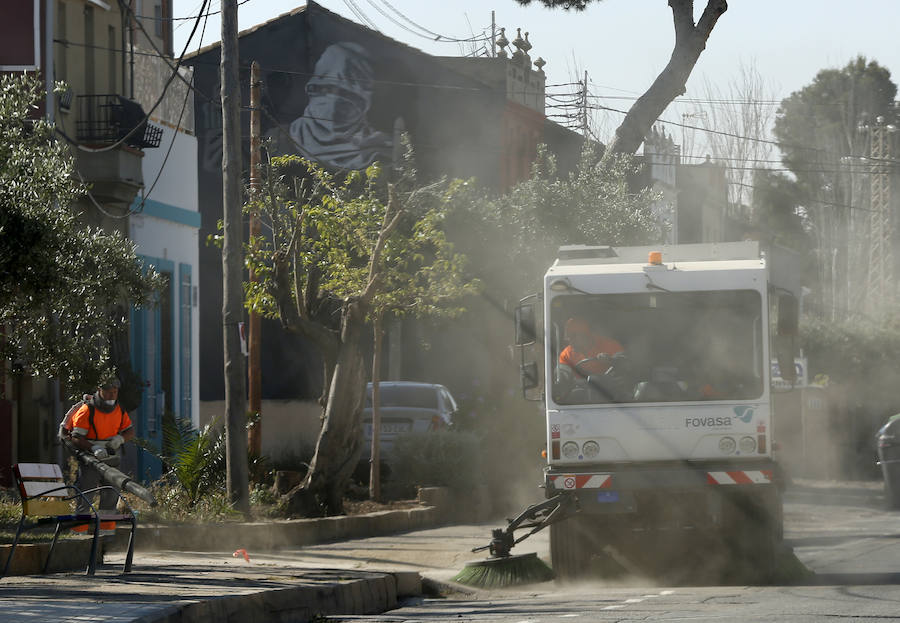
<box><xmin>231</xmin><ymin>478</ymin><xmax>900</xmax><ymax>623</ymax></box>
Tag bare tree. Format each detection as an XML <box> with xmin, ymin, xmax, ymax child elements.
<box><xmin>521</xmin><ymin>0</ymin><xmax>728</xmax><ymax>157</ymax></box>
<box><xmin>695</xmin><ymin>60</ymin><xmax>777</xmax><ymax>215</ymax></box>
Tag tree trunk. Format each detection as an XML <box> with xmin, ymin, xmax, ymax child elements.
<box><xmin>285</xmin><ymin>298</ymin><xmax>368</xmax><ymax>516</ymax></box>
<box><xmin>369</xmin><ymin>310</ymin><xmax>384</xmax><ymax>502</ymax></box>
<box><xmin>604</xmin><ymin>0</ymin><xmax>727</xmax><ymax>157</ymax></box>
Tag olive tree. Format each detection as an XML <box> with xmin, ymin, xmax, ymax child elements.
<box><xmin>0</xmin><ymin>73</ymin><xmax>161</xmax><ymax>391</ymax></box>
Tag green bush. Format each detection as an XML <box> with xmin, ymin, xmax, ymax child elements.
<box><xmin>388</xmin><ymin>430</ymin><xmax>482</xmax><ymax>493</ymax></box>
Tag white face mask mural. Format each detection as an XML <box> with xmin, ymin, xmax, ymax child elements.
<box><xmin>287</xmin><ymin>42</ymin><xmax>392</xmax><ymax>170</ymax></box>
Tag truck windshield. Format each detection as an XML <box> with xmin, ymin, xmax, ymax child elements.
<box><xmin>550</xmin><ymin>290</ymin><xmax>763</xmax><ymax>405</ymax></box>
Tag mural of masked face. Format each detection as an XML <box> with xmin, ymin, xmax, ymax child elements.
<box><xmin>287</xmin><ymin>41</ymin><xmax>392</xmax><ymax>170</ymax></box>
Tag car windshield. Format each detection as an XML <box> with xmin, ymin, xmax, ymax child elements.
<box><xmin>365</xmin><ymin>385</ymin><xmax>439</xmax><ymax>409</ymax></box>
<box><xmin>551</xmin><ymin>290</ymin><xmax>764</xmax><ymax>405</ymax></box>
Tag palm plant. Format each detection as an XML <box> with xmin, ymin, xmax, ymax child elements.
<box><xmin>160</xmin><ymin>416</ymin><xmax>226</xmax><ymax>507</ymax></box>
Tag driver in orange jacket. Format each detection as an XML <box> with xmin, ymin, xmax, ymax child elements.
<box><xmin>557</xmin><ymin>317</ymin><xmax>624</xmax><ymax>380</ymax></box>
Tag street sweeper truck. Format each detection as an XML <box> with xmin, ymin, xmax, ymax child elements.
<box><xmin>477</xmin><ymin>241</ymin><xmax>799</xmax><ymax>582</ymax></box>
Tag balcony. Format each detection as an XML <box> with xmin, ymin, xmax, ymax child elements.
<box><xmin>76</xmin><ymin>95</ymin><xmax>163</xmax><ymax>149</ymax></box>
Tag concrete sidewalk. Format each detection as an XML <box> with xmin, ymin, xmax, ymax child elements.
<box><xmin>0</xmin><ymin>551</ymin><xmax>422</xmax><ymax>623</ymax></box>
<box><xmin>0</xmin><ymin>488</ymin><xmax>470</xmax><ymax>623</ymax></box>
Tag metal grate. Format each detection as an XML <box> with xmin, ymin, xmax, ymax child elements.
<box><xmin>75</xmin><ymin>94</ymin><xmax>161</xmax><ymax>149</ymax></box>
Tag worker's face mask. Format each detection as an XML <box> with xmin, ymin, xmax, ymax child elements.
<box><xmin>99</xmin><ymin>387</ymin><xmax>118</xmax><ymax>408</ymax></box>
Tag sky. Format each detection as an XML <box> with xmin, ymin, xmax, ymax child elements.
<box><xmin>170</xmin><ymin>0</ymin><xmax>900</xmax><ymax>148</ymax></box>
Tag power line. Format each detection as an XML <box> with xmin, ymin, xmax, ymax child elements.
<box><xmin>589</xmin><ymin>93</ymin><xmax>784</xmax><ymax>106</ymax></box>
<box><xmin>589</xmin><ymin>102</ymin><xmax>825</xmax><ymax>155</ymax></box>
<box><xmin>137</xmin><ymin>0</ymin><xmax>252</xmax><ymax>21</ymax></box>
<box><xmin>57</xmin><ymin>0</ymin><xmax>210</xmax><ymax>216</ymax></box>
<box><xmin>74</xmin><ymin>23</ymin><xmax>867</xmax><ymax>176</ymax></box>
<box><xmin>729</xmin><ymin>181</ymin><xmax>871</xmax><ymax>213</ymax></box>
<box><xmin>135</xmin><ymin>2</ymin><xmax>211</xmax><ymax>212</ymax></box>
<box><xmin>342</xmin><ymin>0</ymin><xmax>381</xmax><ymax>32</ymax></box>
<box><xmin>61</xmin><ymin>0</ymin><xmax>208</xmax><ymax>155</ymax></box>
<box><xmin>373</xmin><ymin>0</ymin><xmax>490</xmax><ymax>43</ymax></box>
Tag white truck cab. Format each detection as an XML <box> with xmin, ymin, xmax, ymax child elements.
<box><xmin>514</xmin><ymin>242</ymin><xmax>798</xmax><ymax>580</ymax></box>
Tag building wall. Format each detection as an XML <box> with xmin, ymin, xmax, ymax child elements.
<box><xmin>188</xmin><ymin>3</ymin><xmax>509</xmax><ymax>404</ymax></box>
<box><xmin>502</xmin><ymin>100</ymin><xmax>543</xmax><ymax>190</ymax></box>
<box><xmin>55</xmin><ymin>0</ymin><xmax>123</xmax><ymax>97</ymax></box>
<box><xmin>199</xmin><ymin>399</ymin><xmax>323</xmax><ymax>461</ymax></box>
<box><xmin>128</xmin><ymin>45</ymin><xmax>200</xmax><ymax>474</ymax></box>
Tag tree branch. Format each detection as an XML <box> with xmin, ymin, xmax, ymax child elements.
<box><xmin>605</xmin><ymin>0</ymin><xmax>727</xmax><ymax>157</ymax></box>
<box><xmin>669</xmin><ymin>0</ymin><xmax>695</xmax><ymax>42</ymax></box>
<box><xmin>696</xmin><ymin>0</ymin><xmax>727</xmax><ymax>37</ymax></box>
<box><xmin>362</xmin><ymin>184</ymin><xmax>404</xmax><ymax>304</ymax></box>
<box><xmin>272</xmin><ymin>249</ymin><xmax>339</xmax><ymax>363</ymax></box>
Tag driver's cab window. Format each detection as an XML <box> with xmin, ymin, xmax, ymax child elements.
<box><xmin>551</xmin><ymin>290</ymin><xmax>763</xmax><ymax>405</ymax></box>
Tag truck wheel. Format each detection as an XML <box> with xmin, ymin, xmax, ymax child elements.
<box><xmin>720</xmin><ymin>489</ymin><xmax>779</xmax><ymax>583</ymax></box>
<box><xmin>550</xmin><ymin>514</ymin><xmax>593</xmax><ymax>581</ymax></box>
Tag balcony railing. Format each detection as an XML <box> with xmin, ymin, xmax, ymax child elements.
<box><xmin>76</xmin><ymin>95</ymin><xmax>162</xmax><ymax>149</ymax></box>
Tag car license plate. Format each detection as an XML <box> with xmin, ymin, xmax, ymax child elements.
<box><xmin>381</xmin><ymin>422</ymin><xmax>410</xmax><ymax>434</ymax></box>
<box><xmin>365</xmin><ymin>422</ymin><xmax>411</xmax><ymax>436</ymax></box>
<box><xmin>596</xmin><ymin>491</ymin><xmax>619</xmax><ymax>503</ymax></box>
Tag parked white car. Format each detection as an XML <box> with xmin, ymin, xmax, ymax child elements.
<box><xmin>361</xmin><ymin>381</ymin><xmax>458</xmax><ymax>458</ymax></box>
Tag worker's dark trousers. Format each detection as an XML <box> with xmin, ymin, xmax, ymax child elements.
<box><xmin>75</xmin><ymin>465</ymin><xmax>119</xmax><ymax>513</ymax></box>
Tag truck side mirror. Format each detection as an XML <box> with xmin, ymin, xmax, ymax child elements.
<box><xmin>775</xmin><ymin>293</ymin><xmax>799</xmax><ymax>383</ymax></box>
<box><xmin>521</xmin><ymin>361</ymin><xmax>539</xmax><ymax>390</ymax></box>
<box><xmin>777</xmin><ymin>294</ymin><xmax>799</xmax><ymax>336</ymax></box>
<box><xmin>515</xmin><ymin>304</ymin><xmax>536</xmax><ymax>346</ymax></box>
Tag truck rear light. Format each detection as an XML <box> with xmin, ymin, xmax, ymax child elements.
<box><xmin>582</xmin><ymin>440</ymin><xmax>600</xmax><ymax>459</ymax></box>
<box><xmin>739</xmin><ymin>436</ymin><xmax>756</xmax><ymax>454</ymax></box>
<box><xmin>718</xmin><ymin>436</ymin><xmax>736</xmax><ymax>454</ymax></box>
<box><xmin>551</xmin><ymin>440</ymin><xmax>560</xmax><ymax>460</ymax></box>
<box><xmin>562</xmin><ymin>441</ymin><xmax>579</xmax><ymax>459</ymax></box>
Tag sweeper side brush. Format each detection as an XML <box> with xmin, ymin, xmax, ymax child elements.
<box><xmin>452</xmin><ymin>552</ymin><xmax>554</xmax><ymax>588</ymax></box>
<box><xmin>451</xmin><ymin>493</ymin><xmax>577</xmax><ymax>588</ymax></box>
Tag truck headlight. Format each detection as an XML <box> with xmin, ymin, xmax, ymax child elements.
<box><xmin>718</xmin><ymin>436</ymin><xmax>736</xmax><ymax>454</ymax></box>
<box><xmin>739</xmin><ymin>436</ymin><xmax>757</xmax><ymax>454</ymax></box>
<box><xmin>582</xmin><ymin>440</ymin><xmax>600</xmax><ymax>459</ymax></box>
<box><xmin>562</xmin><ymin>441</ymin><xmax>579</xmax><ymax>459</ymax></box>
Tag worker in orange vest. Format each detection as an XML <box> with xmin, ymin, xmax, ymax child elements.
<box><xmin>65</xmin><ymin>376</ymin><xmax>135</xmax><ymax>513</ymax></box>
<box><xmin>554</xmin><ymin>317</ymin><xmax>626</xmax><ymax>403</ymax></box>
<box><xmin>558</xmin><ymin>317</ymin><xmax>624</xmax><ymax>379</ymax></box>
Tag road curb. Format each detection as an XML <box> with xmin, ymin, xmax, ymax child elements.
<box><xmin>132</xmin><ymin>505</ymin><xmax>442</xmax><ymax>552</ymax></box>
<box><xmin>140</xmin><ymin>573</ymin><xmax>401</xmax><ymax>623</ymax></box>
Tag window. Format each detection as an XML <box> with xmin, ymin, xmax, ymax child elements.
<box><xmin>551</xmin><ymin>290</ymin><xmax>764</xmax><ymax>405</ymax></box>
<box><xmin>56</xmin><ymin>2</ymin><xmax>66</xmax><ymax>81</ymax></box>
<box><xmin>83</xmin><ymin>5</ymin><xmax>94</xmax><ymax>95</ymax></box>
<box><xmin>179</xmin><ymin>265</ymin><xmax>192</xmax><ymax>420</ymax></box>
<box><xmin>154</xmin><ymin>3</ymin><xmax>162</xmax><ymax>37</ymax></box>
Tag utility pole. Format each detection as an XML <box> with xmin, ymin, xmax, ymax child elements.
<box><xmin>865</xmin><ymin>116</ymin><xmax>895</xmax><ymax>321</ymax></box>
<box><xmin>490</xmin><ymin>11</ymin><xmax>496</xmax><ymax>58</ymax></box>
<box><xmin>247</xmin><ymin>61</ymin><xmax>262</xmax><ymax>457</ymax></box>
<box><xmin>582</xmin><ymin>70</ymin><xmax>588</xmax><ymax>138</ymax></box>
<box><xmin>220</xmin><ymin>0</ymin><xmax>250</xmax><ymax>515</ymax></box>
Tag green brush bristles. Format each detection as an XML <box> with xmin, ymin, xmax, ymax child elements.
<box><xmin>452</xmin><ymin>553</ymin><xmax>555</xmax><ymax>588</ymax></box>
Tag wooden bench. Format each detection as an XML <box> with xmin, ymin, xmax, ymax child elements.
<box><xmin>1</xmin><ymin>463</ymin><xmax>136</xmax><ymax>577</ymax></box>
